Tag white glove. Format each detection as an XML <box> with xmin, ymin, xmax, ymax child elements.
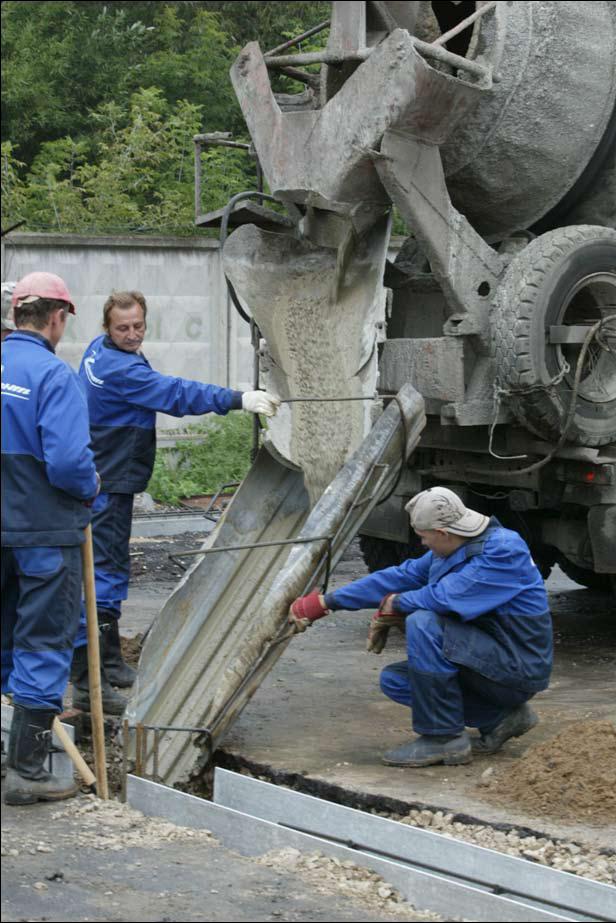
<box><xmin>241</xmin><ymin>390</ymin><xmax>281</xmax><ymax>417</ymax></box>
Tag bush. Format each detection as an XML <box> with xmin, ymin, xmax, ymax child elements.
<box><xmin>147</xmin><ymin>413</ymin><xmax>254</xmax><ymax>504</ymax></box>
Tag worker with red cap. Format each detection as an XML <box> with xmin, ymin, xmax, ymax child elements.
<box><xmin>1</xmin><ymin>271</ymin><xmax>99</xmax><ymax>805</ymax></box>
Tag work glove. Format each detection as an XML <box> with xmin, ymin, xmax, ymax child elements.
<box><xmin>366</xmin><ymin>594</ymin><xmax>406</xmax><ymax>654</ymax></box>
<box><xmin>242</xmin><ymin>390</ymin><xmax>281</xmax><ymax>417</ymax></box>
<box><xmin>288</xmin><ymin>590</ymin><xmax>329</xmax><ymax>632</ymax></box>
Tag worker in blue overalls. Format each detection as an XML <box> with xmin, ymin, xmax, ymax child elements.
<box><xmin>1</xmin><ymin>272</ymin><xmax>99</xmax><ymax>804</ymax></box>
<box><xmin>74</xmin><ymin>289</ymin><xmax>279</xmax><ymax>712</ymax></box>
<box><xmin>289</xmin><ymin>486</ymin><xmax>552</xmax><ymax>767</ymax></box>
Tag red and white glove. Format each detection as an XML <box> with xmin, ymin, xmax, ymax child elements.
<box><xmin>288</xmin><ymin>591</ymin><xmax>329</xmax><ymax>632</ymax></box>
<box><xmin>366</xmin><ymin>594</ymin><xmax>406</xmax><ymax>654</ymax></box>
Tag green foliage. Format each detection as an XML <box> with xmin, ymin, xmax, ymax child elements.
<box><xmin>2</xmin><ymin>87</ymin><xmax>208</xmax><ymax>233</ymax></box>
<box><xmin>147</xmin><ymin>413</ymin><xmax>254</xmax><ymax>504</ymax></box>
<box><xmin>205</xmin><ymin>2</ymin><xmax>330</xmax><ymax>52</ymax></box>
<box><xmin>2</xmin><ymin>2</ymin><xmax>384</xmax><ymax>238</ymax></box>
<box><xmin>1</xmin><ymin>142</ymin><xmax>27</xmax><ymax>222</ymax></box>
<box><xmin>1</xmin><ymin>2</ymin><xmax>152</xmax><ymax>163</ymax></box>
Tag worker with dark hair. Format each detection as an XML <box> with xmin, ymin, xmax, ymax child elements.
<box><xmin>74</xmin><ymin>290</ymin><xmax>279</xmax><ymax>710</ymax></box>
<box><xmin>289</xmin><ymin>486</ymin><xmax>552</xmax><ymax>767</ymax></box>
<box><xmin>1</xmin><ymin>272</ymin><xmax>99</xmax><ymax>804</ymax></box>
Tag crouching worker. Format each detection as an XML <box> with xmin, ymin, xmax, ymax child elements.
<box><xmin>1</xmin><ymin>273</ymin><xmax>99</xmax><ymax>804</ymax></box>
<box><xmin>289</xmin><ymin>487</ymin><xmax>552</xmax><ymax>768</ymax></box>
<box><xmin>73</xmin><ymin>289</ymin><xmax>280</xmax><ymax>712</ymax></box>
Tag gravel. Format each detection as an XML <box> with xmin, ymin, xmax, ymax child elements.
<box><xmin>257</xmin><ymin>847</ymin><xmax>445</xmax><ymax>920</ymax></box>
<box><xmin>377</xmin><ymin>806</ymin><xmax>615</xmax><ymax>886</ymax></box>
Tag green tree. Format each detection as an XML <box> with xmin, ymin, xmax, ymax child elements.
<box><xmin>1</xmin><ymin>142</ymin><xmax>27</xmax><ymax>225</ymax></box>
<box><xmin>1</xmin><ymin>2</ymin><xmax>331</xmax><ymax>234</ymax></box>
<box><xmin>1</xmin><ymin>2</ymin><xmax>151</xmax><ymax>163</ymax></box>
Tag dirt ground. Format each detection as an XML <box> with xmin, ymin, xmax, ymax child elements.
<box><xmin>482</xmin><ymin>719</ymin><xmax>616</xmax><ymax>822</ymax></box>
<box><xmin>122</xmin><ymin>535</ymin><xmax>616</xmax><ymax>851</ymax></box>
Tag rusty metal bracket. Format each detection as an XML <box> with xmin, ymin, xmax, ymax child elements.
<box><xmin>122</xmin><ymin>719</ymin><xmax>214</xmax><ymax>800</ymax></box>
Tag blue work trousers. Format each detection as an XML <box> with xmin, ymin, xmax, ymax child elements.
<box><xmin>380</xmin><ymin>609</ymin><xmax>534</xmax><ymax>736</ymax></box>
<box><xmin>74</xmin><ymin>492</ymin><xmax>133</xmax><ymax>647</ymax></box>
<box><xmin>1</xmin><ymin>545</ymin><xmax>82</xmax><ymax>711</ymax></box>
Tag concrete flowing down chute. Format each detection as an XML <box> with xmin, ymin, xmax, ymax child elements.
<box><xmin>125</xmin><ymin>383</ymin><xmax>425</xmax><ymax>786</ymax></box>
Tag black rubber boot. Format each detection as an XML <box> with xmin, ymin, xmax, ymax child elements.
<box><xmin>98</xmin><ymin>612</ymin><xmax>136</xmax><ymax>688</ymax></box>
<box><xmin>472</xmin><ymin>703</ymin><xmax>539</xmax><ymax>754</ymax></box>
<box><xmin>70</xmin><ymin>644</ymin><xmax>126</xmax><ymax>716</ymax></box>
<box><xmin>382</xmin><ymin>732</ymin><xmax>472</xmax><ymax>767</ymax></box>
<box><xmin>4</xmin><ymin>704</ymin><xmax>78</xmax><ymax>805</ymax></box>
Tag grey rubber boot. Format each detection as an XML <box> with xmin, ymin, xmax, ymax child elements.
<box><xmin>70</xmin><ymin>643</ymin><xmax>126</xmax><ymax>716</ymax></box>
<box><xmin>382</xmin><ymin>731</ymin><xmax>472</xmax><ymax>767</ymax></box>
<box><xmin>99</xmin><ymin>612</ymin><xmax>136</xmax><ymax>688</ymax></box>
<box><xmin>472</xmin><ymin>703</ymin><xmax>539</xmax><ymax>754</ymax></box>
<box><xmin>4</xmin><ymin>704</ymin><xmax>79</xmax><ymax>805</ymax></box>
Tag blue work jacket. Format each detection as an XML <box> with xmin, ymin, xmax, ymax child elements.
<box><xmin>79</xmin><ymin>335</ymin><xmax>244</xmax><ymax>494</ymax></box>
<box><xmin>327</xmin><ymin>520</ymin><xmax>552</xmax><ymax>690</ymax></box>
<box><xmin>1</xmin><ymin>331</ymin><xmax>98</xmax><ymax>546</ymax></box>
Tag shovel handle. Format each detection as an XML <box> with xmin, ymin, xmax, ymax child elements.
<box><xmin>81</xmin><ymin>524</ymin><xmax>109</xmax><ymax>799</ymax></box>
<box><xmin>52</xmin><ymin>718</ymin><xmax>96</xmax><ymax>788</ymax></box>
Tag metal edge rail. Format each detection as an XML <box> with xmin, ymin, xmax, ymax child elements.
<box><xmin>126</xmin><ymin>771</ymin><xmax>612</xmax><ymax>923</ymax></box>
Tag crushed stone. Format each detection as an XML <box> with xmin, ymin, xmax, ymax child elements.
<box><xmin>255</xmin><ymin>847</ymin><xmax>445</xmax><ymax>920</ymax></box>
<box><xmin>379</xmin><ymin>807</ymin><xmax>615</xmax><ymax>886</ymax></box>
<box><xmin>0</xmin><ymin>795</ymin><xmax>215</xmax><ymax>855</ymax></box>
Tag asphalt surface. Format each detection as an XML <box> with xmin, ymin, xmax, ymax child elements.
<box><xmin>2</xmin><ymin>534</ymin><xmax>614</xmax><ymax>923</ymax></box>
<box><xmin>1</xmin><ymin>797</ymin><xmax>438</xmax><ymax>923</ymax></box>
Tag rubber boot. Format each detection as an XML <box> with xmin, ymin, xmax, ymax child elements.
<box><xmin>98</xmin><ymin>612</ymin><xmax>136</xmax><ymax>688</ymax></box>
<box><xmin>472</xmin><ymin>703</ymin><xmax>539</xmax><ymax>754</ymax></box>
<box><xmin>4</xmin><ymin>704</ymin><xmax>79</xmax><ymax>805</ymax></box>
<box><xmin>70</xmin><ymin>644</ymin><xmax>126</xmax><ymax>716</ymax></box>
<box><xmin>382</xmin><ymin>732</ymin><xmax>472</xmax><ymax>767</ymax></box>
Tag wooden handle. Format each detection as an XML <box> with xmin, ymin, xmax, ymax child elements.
<box><xmin>52</xmin><ymin>717</ymin><xmax>96</xmax><ymax>788</ymax></box>
<box><xmin>81</xmin><ymin>524</ymin><xmax>109</xmax><ymax>799</ymax></box>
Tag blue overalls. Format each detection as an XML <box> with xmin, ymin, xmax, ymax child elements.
<box><xmin>1</xmin><ymin>331</ymin><xmax>98</xmax><ymax>711</ymax></box>
<box><xmin>325</xmin><ymin>520</ymin><xmax>552</xmax><ymax>735</ymax></box>
<box><xmin>76</xmin><ymin>334</ymin><xmax>244</xmax><ymax>638</ymax></box>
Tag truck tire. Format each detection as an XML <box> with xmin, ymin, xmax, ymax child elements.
<box><xmin>493</xmin><ymin>226</ymin><xmax>616</xmax><ymax>446</ymax></box>
<box><xmin>558</xmin><ymin>558</ymin><xmax>613</xmax><ymax>593</ymax></box>
<box><xmin>359</xmin><ymin>535</ymin><xmax>423</xmax><ymax>573</ymax></box>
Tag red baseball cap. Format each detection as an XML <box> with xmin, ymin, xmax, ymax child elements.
<box><xmin>12</xmin><ymin>272</ymin><xmax>76</xmax><ymax>315</ymax></box>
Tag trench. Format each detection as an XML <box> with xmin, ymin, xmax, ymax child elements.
<box><xmin>188</xmin><ymin>747</ymin><xmax>615</xmax><ymax>859</ymax></box>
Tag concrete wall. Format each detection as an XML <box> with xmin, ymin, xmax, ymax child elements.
<box><xmin>2</xmin><ymin>232</ymin><xmax>403</xmax><ymax>429</ymax></box>
<box><xmin>1</xmin><ymin>233</ymin><xmax>254</xmax><ymax>428</ymax></box>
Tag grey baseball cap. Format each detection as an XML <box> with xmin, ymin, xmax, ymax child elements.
<box><xmin>405</xmin><ymin>487</ymin><xmax>489</xmax><ymax>537</ymax></box>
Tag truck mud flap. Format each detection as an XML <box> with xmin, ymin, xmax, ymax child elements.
<box><xmin>125</xmin><ymin>384</ymin><xmax>425</xmax><ymax>785</ymax></box>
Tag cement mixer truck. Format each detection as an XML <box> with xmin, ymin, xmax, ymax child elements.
<box><xmin>217</xmin><ymin>0</ymin><xmax>615</xmax><ymax>591</ymax></box>
<box><xmin>128</xmin><ymin>0</ymin><xmax>615</xmax><ymax>784</ymax></box>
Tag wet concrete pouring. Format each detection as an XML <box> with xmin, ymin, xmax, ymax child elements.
<box><xmin>3</xmin><ymin>529</ymin><xmax>615</xmax><ymax>921</ymax></box>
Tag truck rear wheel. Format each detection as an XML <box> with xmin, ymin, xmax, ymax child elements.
<box><xmin>558</xmin><ymin>558</ymin><xmax>613</xmax><ymax>593</ymax></box>
<box><xmin>359</xmin><ymin>535</ymin><xmax>423</xmax><ymax>573</ymax></box>
<box><xmin>493</xmin><ymin>226</ymin><xmax>616</xmax><ymax>446</ymax></box>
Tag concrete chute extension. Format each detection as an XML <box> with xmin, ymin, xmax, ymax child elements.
<box><xmin>126</xmin><ymin>385</ymin><xmax>425</xmax><ymax>784</ymax></box>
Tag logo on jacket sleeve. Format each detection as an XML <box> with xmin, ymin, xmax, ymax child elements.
<box><xmin>84</xmin><ymin>352</ymin><xmax>104</xmax><ymax>388</ymax></box>
<box><xmin>1</xmin><ymin>365</ymin><xmax>31</xmax><ymax>400</ymax></box>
